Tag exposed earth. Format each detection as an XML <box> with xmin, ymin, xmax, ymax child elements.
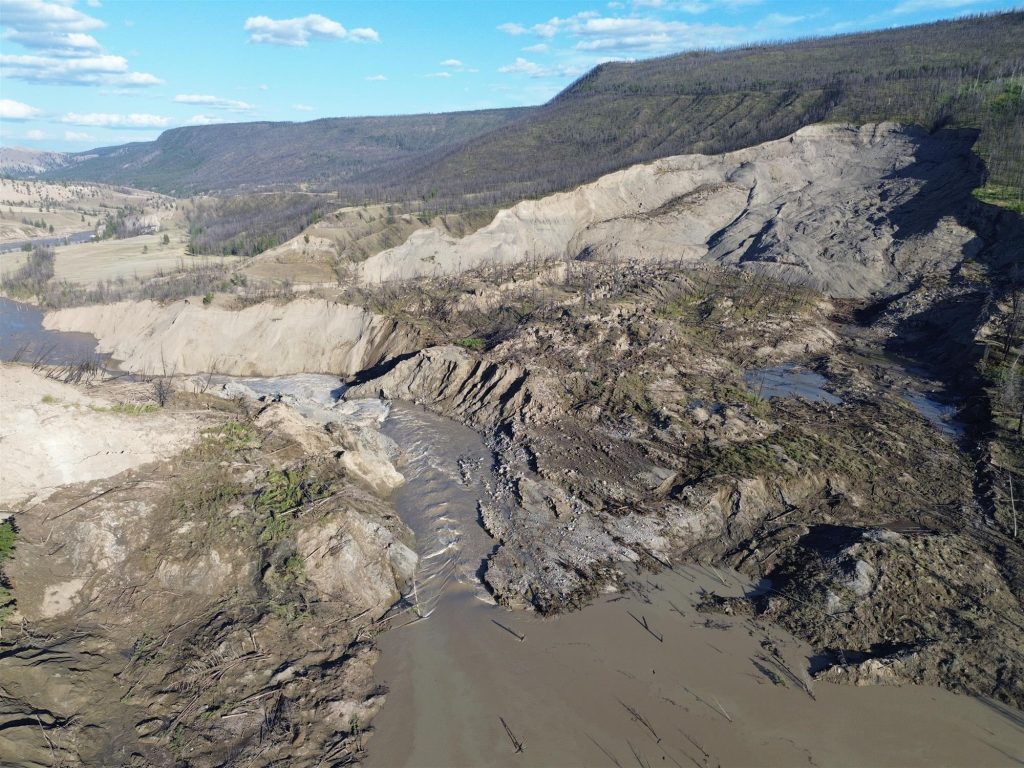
<box><xmin>1</xmin><ymin>123</ymin><xmax>1023</xmax><ymax>766</ymax></box>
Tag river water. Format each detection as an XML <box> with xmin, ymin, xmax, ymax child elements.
<box><xmin>0</xmin><ymin>229</ymin><xmax>94</xmax><ymax>254</ymax></box>
<box><xmin>0</xmin><ymin>296</ymin><xmax>101</xmax><ymax>365</ymax></box>
<box><xmin>4</xmin><ymin>310</ymin><xmax>1020</xmax><ymax>766</ymax></box>
<box><xmin>362</xmin><ymin>402</ymin><xmax>1022</xmax><ymax>768</ymax></box>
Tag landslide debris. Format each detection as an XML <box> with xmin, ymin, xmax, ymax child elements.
<box><xmin>346</xmin><ymin>244</ymin><xmax>1024</xmax><ymax>707</ymax></box>
<box><xmin>0</xmin><ymin>372</ymin><xmax>416</xmax><ymax>767</ymax></box>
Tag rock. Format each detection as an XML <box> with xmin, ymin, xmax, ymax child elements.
<box><xmin>346</xmin><ymin>345</ymin><xmax>545</xmax><ymax>427</ymax></box>
<box><xmin>297</xmin><ymin>508</ymin><xmax>417</xmax><ymax>616</ymax></box>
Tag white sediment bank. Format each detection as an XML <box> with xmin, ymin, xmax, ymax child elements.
<box><xmin>44</xmin><ymin>298</ymin><xmax>419</xmax><ymax>377</ymax></box>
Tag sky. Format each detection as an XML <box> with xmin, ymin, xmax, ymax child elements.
<box><xmin>0</xmin><ymin>0</ymin><xmax>1020</xmax><ymax>152</ymax></box>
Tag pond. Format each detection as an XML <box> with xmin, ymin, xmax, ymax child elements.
<box><xmin>744</xmin><ymin>363</ymin><xmax>843</xmax><ymax>405</ymax></box>
<box><xmin>0</xmin><ymin>296</ymin><xmax>102</xmax><ymax>365</ymax></box>
<box><xmin>901</xmin><ymin>389</ymin><xmax>963</xmax><ymax>439</ymax></box>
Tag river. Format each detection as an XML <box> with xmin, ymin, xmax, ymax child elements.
<box><xmin>0</xmin><ymin>296</ymin><xmax>102</xmax><ymax>365</ymax></box>
<box><xmin>0</xmin><ymin>229</ymin><xmax>94</xmax><ymax>255</ymax></box>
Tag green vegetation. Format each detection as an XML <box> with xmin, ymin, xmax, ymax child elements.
<box><xmin>195</xmin><ymin>421</ymin><xmax>261</xmax><ymax>457</ymax></box>
<box><xmin>98</xmin><ymin>205</ymin><xmax>148</xmax><ymax>239</ymax></box>
<box><xmin>48</xmin><ymin>108</ymin><xmax>524</xmax><ymax>195</ymax></box>
<box><xmin>0</xmin><ymin>246</ymin><xmax>54</xmax><ymax>300</ymax></box>
<box><xmin>397</xmin><ymin>11</ymin><xmax>1022</xmax><ymax>211</ymax></box>
<box><xmin>456</xmin><ymin>336</ymin><xmax>485</xmax><ymax>351</ymax></box>
<box><xmin>169</xmin><ymin>464</ymin><xmax>243</xmax><ymax>521</ymax></box>
<box><xmin>164</xmin><ymin>421</ymin><xmax>259</xmax><ymax>521</ymax></box>
<box><xmin>184</xmin><ymin>193</ymin><xmax>330</xmax><ymax>257</ymax></box>
<box><xmin>974</xmin><ymin>183</ymin><xmax>1024</xmax><ymax>214</ymax></box>
<box><xmin>0</xmin><ymin>521</ymin><xmax>16</xmax><ymax>625</ymax></box>
<box><xmin>90</xmin><ymin>402</ymin><xmax>160</xmax><ymax>415</ymax></box>
<box><xmin>254</xmin><ymin>467</ymin><xmax>330</xmax><ymax>544</ymax></box>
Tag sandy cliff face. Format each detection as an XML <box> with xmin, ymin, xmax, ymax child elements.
<box><xmin>358</xmin><ymin>123</ymin><xmax>981</xmax><ymax>299</ymax></box>
<box><xmin>44</xmin><ymin>298</ymin><xmax>420</xmax><ymax>376</ymax></box>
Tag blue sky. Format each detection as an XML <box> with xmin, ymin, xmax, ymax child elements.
<box><xmin>0</xmin><ymin>0</ymin><xmax>1019</xmax><ymax>151</ymax></box>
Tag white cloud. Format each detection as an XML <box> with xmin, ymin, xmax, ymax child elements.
<box><xmin>174</xmin><ymin>93</ymin><xmax>254</xmax><ymax>111</ymax></box>
<box><xmin>0</xmin><ymin>0</ymin><xmax>105</xmax><ymax>39</ymax></box>
<box><xmin>0</xmin><ymin>52</ymin><xmax>162</xmax><ymax>85</ymax></box>
<box><xmin>756</xmin><ymin>12</ymin><xmax>806</xmax><ymax>28</ymax></box>
<box><xmin>63</xmin><ymin>130</ymin><xmax>94</xmax><ymax>141</ymax></box>
<box><xmin>3</xmin><ymin>28</ymin><xmax>102</xmax><ymax>54</ymax></box>
<box><xmin>632</xmin><ymin>0</ymin><xmax>763</xmax><ymax>10</ymax></box>
<box><xmin>61</xmin><ymin>112</ymin><xmax>170</xmax><ymax>128</ymax></box>
<box><xmin>498</xmin><ymin>57</ymin><xmax>585</xmax><ymax>78</ymax></box>
<box><xmin>258</xmin><ymin>83</ymin><xmax>269</xmax><ymax>91</ymax></box>
<box><xmin>891</xmin><ymin>0</ymin><xmax>985</xmax><ymax>13</ymax></box>
<box><xmin>574</xmin><ymin>17</ymin><xmax>744</xmax><ymax>52</ymax></box>
<box><xmin>0</xmin><ymin>98</ymin><xmax>41</xmax><ymax>120</ymax></box>
<box><xmin>441</xmin><ymin>58</ymin><xmax>463</xmax><ymax>67</ymax></box>
<box><xmin>187</xmin><ymin>114</ymin><xmax>224</xmax><ymax>125</ymax></box>
<box><xmin>25</xmin><ymin>128</ymin><xmax>45</xmax><ymax>140</ymax></box>
<box><xmin>498</xmin><ymin>22</ymin><xmax>529</xmax><ymax>35</ymax></box>
<box><xmin>365</xmin><ymin>74</ymin><xmax>387</xmax><ymax>81</ymax></box>
<box><xmin>425</xmin><ymin>71</ymin><xmax>452</xmax><ymax>78</ymax></box>
<box><xmin>0</xmin><ymin>0</ymin><xmax>159</xmax><ymax>85</ymax></box>
<box><xmin>244</xmin><ymin>14</ymin><xmax>379</xmax><ymax>46</ymax></box>
<box><xmin>293</xmin><ymin>103</ymin><xmax>314</xmax><ymax>111</ymax></box>
<box><xmin>85</xmin><ymin>0</ymin><xmax>101</xmax><ymax>6</ymax></box>
<box><xmin>499</xmin><ymin>12</ymin><xmax>747</xmax><ymax>54</ymax></box>
<box><xmin>522</xmin><ymin>43</ymin><xmax>549</xmax><ymax>53</ymax></box>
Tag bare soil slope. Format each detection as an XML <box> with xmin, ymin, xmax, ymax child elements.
<box><xmin>359</xmin><ymin>123</ymin><xmax>981</xmax><ymax>299</ymax></box>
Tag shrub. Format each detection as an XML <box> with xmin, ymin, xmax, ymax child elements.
<box><xmin>0</xmin><ymin>521</ymin><xmax>16</xmax><ymax>625</ymax></box>
<box><xmin>457</xmin><ymin>337</ymin><xmax>485</xmax><ymax>351</ymax></box>
<box><xmin>255</xmin><ymin>467</ymin><xmax>330</xmax><ymax>544</ymax></box>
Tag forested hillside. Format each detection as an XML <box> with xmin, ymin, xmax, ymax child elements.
<box><xmin>41</xmin><ymin>12</ymin><xmax>1023</xmax><ymax>213</ymax></box>
<box><xmin>358</xmin><ymin>11</ymin><xmax>1023</xmax><ymax>210</ymax></box>
<box><xmin>48</xmin><ymin>109</ymin><xmax>527</xmax><ymax>195</ymax></box>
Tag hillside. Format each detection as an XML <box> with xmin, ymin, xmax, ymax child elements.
<box><xmin>0</xmin><ymin>147</ymin><xmax>73</xmax><ymax>176</ymax></box>
<box><xmin>36</xmin><ymin>12</ymin><xmax>1023</xmax><ymax>208</ymax></box>
<box><xmin>47</xmin><ymin>109</ymin><xmax>527</xmax><ymax>195</ymax></box>
<box><xmin>373</xmin><ymin>11</ymin><xmax>1023</xmax><ymax>209</ymax></box>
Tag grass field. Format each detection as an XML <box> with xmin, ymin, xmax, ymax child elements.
<box><xmin>52</xmin><ymin>231</ymin><xmax>237</xmax><ymax>286</ymax></box>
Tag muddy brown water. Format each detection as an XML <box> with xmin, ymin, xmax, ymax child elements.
<box><xmin>367</xmin><ymin>403</ymin><xmax>1023</xmax><ymax>768</ymax></box>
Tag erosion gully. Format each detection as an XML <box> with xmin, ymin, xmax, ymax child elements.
<box><xmin>2</xmin><ymin>298</ymin><xmax>1021</xmax><ymax>767</ymax></box>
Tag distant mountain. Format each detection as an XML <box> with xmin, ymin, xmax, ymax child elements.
<box><xmin>41</xmin><ymin>12</ymin><xmax>1023</xmax><ymax>207</ymax></box>
<box><xmin>43</xmin><ymin>110</ymin><xmax>528</xmax><ymax>195</ymax></box>
<box><xmin>0</xmin><ymin>147</ymin><xmax>73</xmax><ymax>175</ymax></box>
